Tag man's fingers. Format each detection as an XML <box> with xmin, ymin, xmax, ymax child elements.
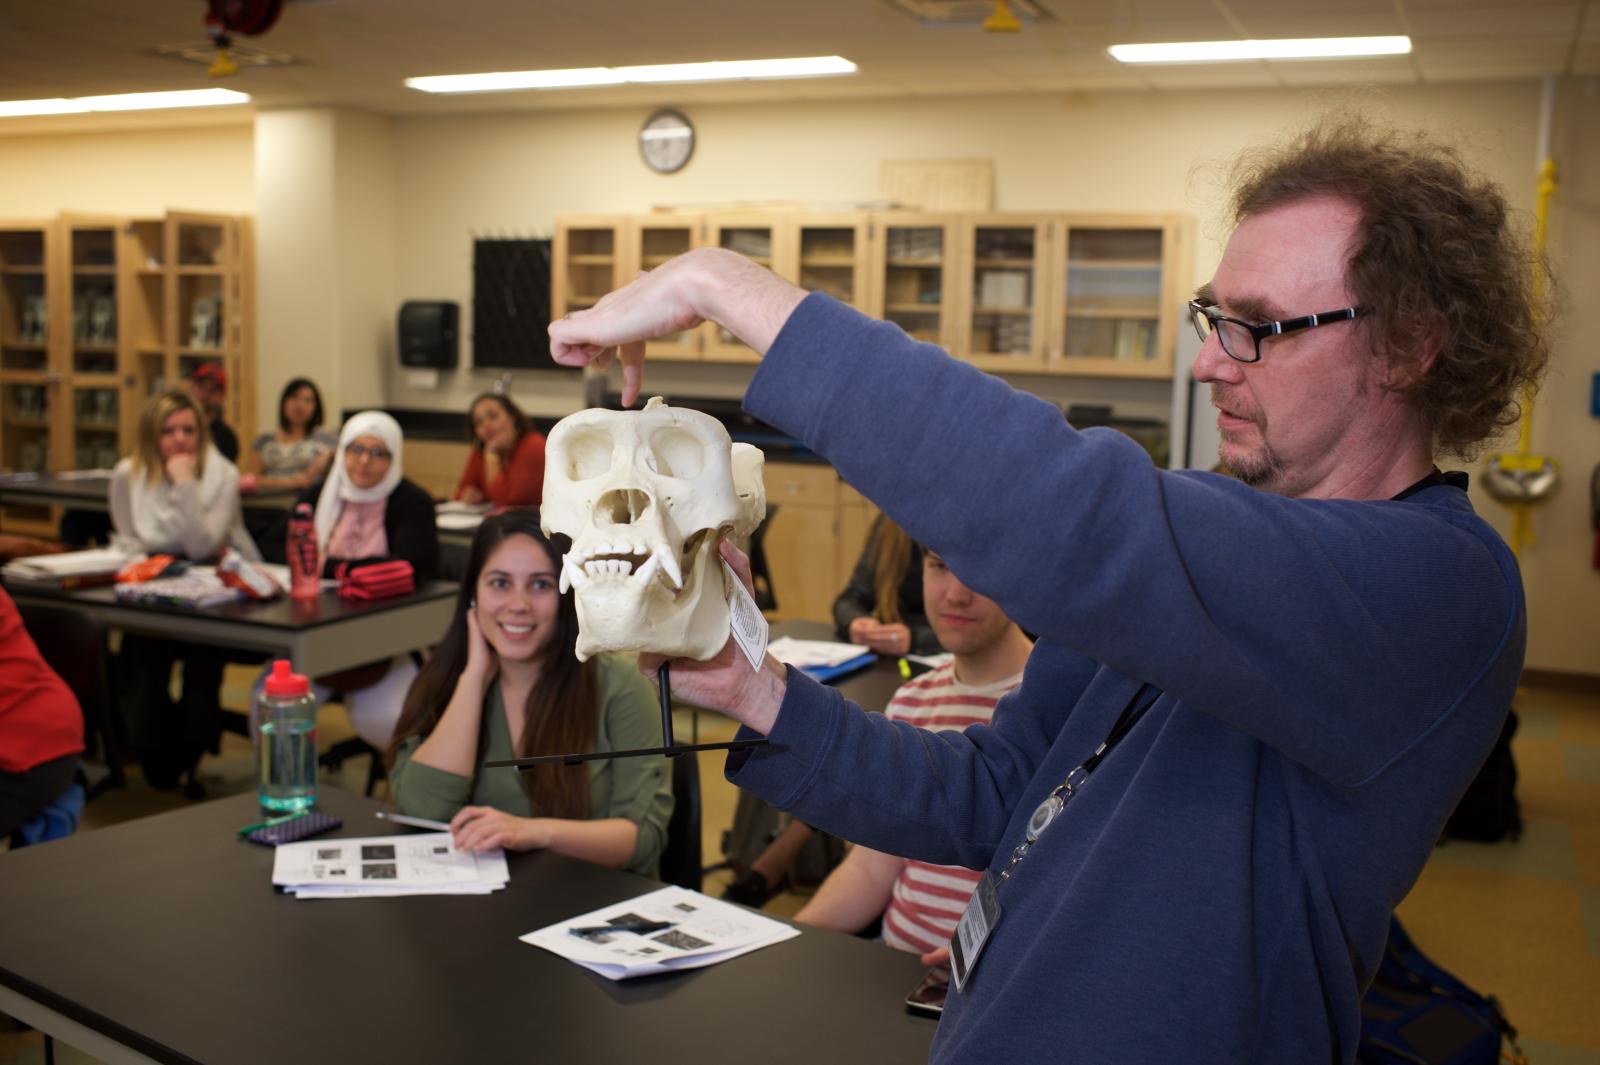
<box><xmin>718</xmin><ymin>538</ymin><xmax>754</xmax><ymax>593</ymax></box>
<box><xmin>619</xmin><ymin>341</ymin><xmax>646</xmax><ymax>407</ymax></box>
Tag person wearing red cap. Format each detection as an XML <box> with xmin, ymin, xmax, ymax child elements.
<box><xmin>186</xmin><ymin>362</ymin><xmax>238</xmax><ymax>464</ymax></box>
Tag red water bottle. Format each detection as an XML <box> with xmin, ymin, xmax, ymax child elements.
<box><xmin>286</xmin><ymin>502</ymin><xmax>320</xmax><ymax>600</ymax></box>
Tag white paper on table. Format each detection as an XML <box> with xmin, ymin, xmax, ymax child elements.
<box><xmin>272</xmin><ymin>832</ymin><xmax>508</xmax><ymax>894</ymax></box>
<box><xmin>435</xmin><ymin>501</ymin><xmax>492</xmax><ymax>516</ymax></box>
<box><xmin>766</xmin><ymin>636</ymin><xmax>874</xmax><ymax>670</ymax></box>
<box><xmin>436</xmin><ymin>512</ymin><xmax>486</xmax><ymax>531</ymax></box>
<box><xmin>520</xmin><ymin>885</ymin><xmax>800</xmax><ymax>981</ymax></box>
<box><xmin>2</xmin><ymin>547</ymin><xmax>128</xmax><ymax>580</ymax></box>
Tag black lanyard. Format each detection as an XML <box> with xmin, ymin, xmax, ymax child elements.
<box><xmin>995</xmin><ymin>682</ymin><xmax>1163</xmax><ymax>886</ymax></box>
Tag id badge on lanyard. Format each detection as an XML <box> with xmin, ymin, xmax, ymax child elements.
<box><xmin>950</xmin><ymin>870</ymin><xmax>1002</xmax><ymax>992</ymax></box>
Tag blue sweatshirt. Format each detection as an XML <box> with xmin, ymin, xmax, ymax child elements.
<box><xmin>726</xmin><ymin>294</ymin><xmax>1523</xmax><ymax>1064</ymax></box>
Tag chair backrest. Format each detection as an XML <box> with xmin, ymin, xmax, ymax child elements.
<box><xmin>658</xmin><ymin>753</ymin><xmax>702</xmax><ymax>890</ymax></box>
<box><xmin>16</xmin><ymin>601</ymin><xmax>122</xmax><ymax>788</ymax></box>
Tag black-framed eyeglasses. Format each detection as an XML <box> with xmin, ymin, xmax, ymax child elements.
<box><xmin>345</xmin><ymin>442</ymin><xmax>393</xmax><ymax>462</ymax></box>
<box><xmin>1187</xmin><ymin>299</ymin><xmax>1371</xmax><ymax>364</ymax></box>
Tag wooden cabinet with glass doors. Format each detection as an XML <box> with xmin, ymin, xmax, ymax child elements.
<box><xmin>624</xmin><ymin>215</ymin><xmax>702</xmax><ymax>359</ymax></box>
<box><xmin>0</xmin><ymin>211</ymin><xmax>254</xmax><ymax>536</ymax></box>
<box><xmin>551</xmin><ymin>209</ymin><xmax>1187</xmax><ymax>380</ymax></box>
<box><xmin>869</xmin><ymin>213</ymin><xmax>961</xmax><ymax>354</ymax></box>
<box><xmin>552</xmin><ymin>216</ymin><xmax>624</xmax><ymax>325</ymax></box>
<box><xmin>1048</xmin><ymin>216</ymin><xmax>1187</xmax><ymax>379</ymax></box>
<box><xmin>956</xmin><ymin>214</ymin><xmax>1053</xmax><ymax>373</ymax></box>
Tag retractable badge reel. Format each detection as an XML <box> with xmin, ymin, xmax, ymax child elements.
<box><xmin>949</xmin><ymin>684</ymin><xmax>1161</xmax><ymax>992</ymax></box>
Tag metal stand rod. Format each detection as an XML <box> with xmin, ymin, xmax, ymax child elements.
<box><xmin>659</xmin><ymin>662</ymin><xmax>677</xmax><ymax>754</ymax></box>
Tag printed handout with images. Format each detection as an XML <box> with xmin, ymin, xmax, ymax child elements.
<box><xmin>271</xmin><ymin>832</ymin><xmax>509</xmax><ymax>899</ymax></box>
<box><xmin>520</xmin><ymin>885</ymin><xmax>801</xmax><ymax>980</ymax></box>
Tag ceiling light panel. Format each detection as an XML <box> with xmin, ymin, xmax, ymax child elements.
<box><xmin>406</xmin><ymin>56</ymin><xmax>857</xmax><ymax>93</ymax></box>
<box><xmin>1109</xmin><ymin>35</ymin><xmax>1412</xmax><ymax>63</ymax></box>
<box><xmin>0</xmin><ymin>88</ymin><xmax>250</xmax><ymax>117</ymax></box>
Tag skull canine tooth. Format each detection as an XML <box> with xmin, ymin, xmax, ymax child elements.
<box><xmin>560</xmin><ymin>556</ymin><xmax>586</xmax><ymax>594</ymax></box>
<box><xmin>653</xmin><ymin>543</ymin><xmax>683</xmax><ymax>589</ymax></box>
<box><xmin>631</xmin><ymin>553</ymin><xmax>663</xmax><ymax>588</ymax></box>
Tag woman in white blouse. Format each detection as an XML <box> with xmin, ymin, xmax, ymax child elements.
<box><xmin>110</xmin><ymin>390</ymin><xmax>256</xmax><ymax>794</ymax></box>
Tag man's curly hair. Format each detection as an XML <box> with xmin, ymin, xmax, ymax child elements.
<box><xmin>1229</xmin><ymin>113</ymin><xmax>1550</xmax><ymax>458</ymax></box>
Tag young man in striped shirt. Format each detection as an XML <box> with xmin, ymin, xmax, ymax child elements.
<box><xmin>793</xmin><ymin>548</ymin><xmax>1033</xmax><ymax>954</ymax></box>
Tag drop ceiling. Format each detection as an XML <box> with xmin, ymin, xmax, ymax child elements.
<box><xmin>0</xmin><ymin>0</ymin><xmax>1592</xmax><ymax>136</ymax></box>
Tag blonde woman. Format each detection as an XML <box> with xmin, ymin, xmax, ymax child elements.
<box><xmin>109</xmin><ymin>390</ymin><xmax>258</xmax><ymax>562</ymax></box>
<box><xmin>109</xmin><ymin>390</ymin><xmax>256</xmax><ymax>794</ymax></box>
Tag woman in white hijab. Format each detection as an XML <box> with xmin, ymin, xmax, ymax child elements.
<box><xmin>263</xmin><ymin>410</ymin><xmax>440</xmax><ymax>749</ymax></box>
<box><xmin>110</xmin><ymin>390</ymin><xmax>257</xmax><ymax>793</ymax></box>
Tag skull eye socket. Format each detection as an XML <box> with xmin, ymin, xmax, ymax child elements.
<box><xmin>645</xmin><ymin>428</ymin><xmax>705</xmax><ymax>480</ymax></box>
<box><xmin>564</xmin><ymin>428</ymin><xmax>613</xmax><ymax>481</ymax></box>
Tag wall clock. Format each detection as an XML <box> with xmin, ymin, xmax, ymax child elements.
<box><xmin>639</xmin><ymin>109</ymin><xmax>695</xmax><ymax>174</ymax></box>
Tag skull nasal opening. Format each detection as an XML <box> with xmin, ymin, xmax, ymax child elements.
<box><xmin>593</xmin><ymin>488</ymin><xmax>651</xmax><ymax>525</ymax></box>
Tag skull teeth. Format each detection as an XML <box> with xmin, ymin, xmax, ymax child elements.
<box><xmin>560</xmin><ymin>555</ymin><xmax>586</xmax><ymax>594</ymax></box>
<box><xmin>653</xmin><ymin>543</ymin><xmax>683</xmax><ymax>590</ymax></box>
<box><xmin>631</xmin><ymin>553</ymin><xmax>662</xmax><ymax>588</ymax></box>
<box><xmin>565</xmin><ymin>540</ymin><xmax>685</xmax><ymax>590</ymax></box>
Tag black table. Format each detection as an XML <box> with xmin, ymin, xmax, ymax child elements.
<box><xmin>3</xmin><ymin>580</ymin><xmax>459</xmax><ymax>677</ymax></box>
<box><xmin>0</xmin><ymin>789</ymin><xmax>936</xmax><ymax>1065</ymax></box>
<box><xmin>0</xmin><ymin>472</ymin><xmax>297</xmax><ymax>513</ymax></box>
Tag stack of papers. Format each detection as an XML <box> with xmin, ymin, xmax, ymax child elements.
<box><xmin>2</xmin><ymin>548</ymin><xmax>129</xmax><ymax>587</ymax></box>
<box><xmin>272</xmin><ymin>832</ymin><xmax>509</xmax><ymax>899</ymax></box>
<box><xmin>521</xmin><ymin>885</ymin><xmax>800</xmax><ymax>980</ymax></box>
<box><xmin>767</xmin><ymin>635</ymin><xmax>877</xmax><ymax>681</ymax></box>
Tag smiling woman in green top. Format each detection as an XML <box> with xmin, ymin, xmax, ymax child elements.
<box><xmin>387</xmin><ymin>510</ymin><xmax>672</xmax><ymax>876</ymax></box>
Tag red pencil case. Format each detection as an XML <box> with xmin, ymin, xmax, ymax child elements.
<box><xmin>335</xmin><ymin>559</ymin><xmax>415</xmax><ymax>600</ymax></box>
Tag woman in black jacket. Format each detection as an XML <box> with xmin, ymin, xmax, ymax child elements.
<box><xmin>262</xmin><ymin>411</ymin><xmax>439</xmax><ymax>748</ymax></box>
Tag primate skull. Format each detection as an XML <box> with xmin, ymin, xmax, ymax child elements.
<box><xmin>541</xmin><ymin>397</ymin><xmax>766</xmax><ymax>661</ymax></box>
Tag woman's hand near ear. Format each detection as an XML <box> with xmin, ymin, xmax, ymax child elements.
<box><xmin>464</xmin><ymin>606</ymin><xmax>498</xmax><ymax>687</ymax></box>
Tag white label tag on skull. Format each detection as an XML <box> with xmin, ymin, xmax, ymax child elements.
<box><xmin>723</xmin><ymin>558</ymin><xmax>769</xmax><ymax>671</ymax></box>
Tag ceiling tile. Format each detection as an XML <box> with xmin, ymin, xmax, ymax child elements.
<box><xmin>1271</xmin><ymin>56</ymin><xmax>1421</xmax><ymax>85</ymax></box>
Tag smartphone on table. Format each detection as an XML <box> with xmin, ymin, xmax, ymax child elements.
<box><xmin>904</xmin><ymin>965</ymin><xmax>951</xmax><ymax>1017</ymax></box>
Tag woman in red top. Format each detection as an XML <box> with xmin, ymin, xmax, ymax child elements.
<box><xmin>454</xmin><ymin>393</ymin><xmax>546</xmax><ymax>508</ymax></box>
<box><xmin>0</xmin><ymin>587</ymin><xmax>83</xmax><ymax>837</ymax></box>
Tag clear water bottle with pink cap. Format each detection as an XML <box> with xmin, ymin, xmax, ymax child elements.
<box><xmin>257</xmin><ymin>659</ymin><xmax>318</xmax><ymax>813</ymax></box>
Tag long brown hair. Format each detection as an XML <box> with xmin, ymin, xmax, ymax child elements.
<box><xmin>869</xmin><ymin>515</ymin><xmax>914</xmax><ymax>624</ymax></box>
<box><xmin>388</xmin><ymin>509</ymin><xmax>597</xmax><ymax>818</ymax></box>
<box><xmin>134</xmin><ymin>390</ymin><xmax>211</xmax><ymax>485</ymax></box>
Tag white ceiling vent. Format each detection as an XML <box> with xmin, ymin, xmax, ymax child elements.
<box><xmin>154</xmin><ymin>41</ymin><xmax>299</xmax><ymax>69</ymax></box>
<box><xmin>883</xmin><ymin>0</ymin><xmax>1054</xmax><ymax>27</ymax></box>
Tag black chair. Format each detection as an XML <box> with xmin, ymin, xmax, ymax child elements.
<box><xmin>658</xmin><ymin>753</ymin><xmax>702</xmax><ymax>890</ymax></box>
<box><xmin>15</xmin><ymin>601</ymin><xmax>124</xmax><ymax>796</ymax></box>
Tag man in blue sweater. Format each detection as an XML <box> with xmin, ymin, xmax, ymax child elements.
<box><xmin>549</xmin><ymin>116</ymin><xmax>1547</xmax><ymax>1063</ymax></box>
